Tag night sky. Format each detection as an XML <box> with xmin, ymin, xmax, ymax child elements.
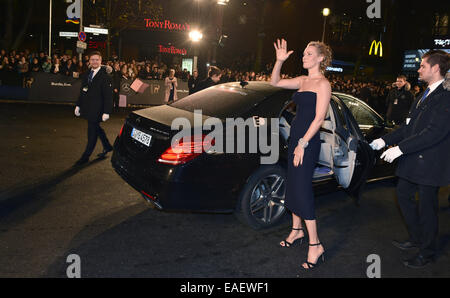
<box><xmin>1</xmin><ymin>0</ymin><xmax>449</xmax><ymax>75</ymax></box>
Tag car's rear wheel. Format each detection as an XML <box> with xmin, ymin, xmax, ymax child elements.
<box><xmin>235</xmin><ymin>165</ymin><xmax>288</xmax><ymax>230</ymax></box>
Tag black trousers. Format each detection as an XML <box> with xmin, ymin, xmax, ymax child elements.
<box><xmin>113</xmin><ymin>91</ymin><xmax>119</xmax><ymax>110</ymax></box>
<box><xmin>396</xmin><ymin>177</ymin><xmax>440</xmax><ymax>258</ymax></box>
<box><xmin>81</xmin><ymin>121</ymin><xmax>112</xmax><ymax>158</ymax></box>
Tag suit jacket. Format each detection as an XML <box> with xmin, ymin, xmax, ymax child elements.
<box><xmin>194</xmin><ymin>77</ymin><xmax>215</xmax><ymax>93</ymax></box>
<box><xmin>381</xmin><ymin>83</ymin><xmax>450</xmax><ymax>186</ymax></box>
<box><xmin>188</xmin><ymin>76</ymin><xmax>200</xmax><ymax>94</ymax></box>
<box><xmin>76</xmin><ymin>67</ymin><xmax>113</xmax><ymax>122</ymax></box>
<box><xmin>385</xmin><ymin>86</ymin><xmax>414</xmax><ymax>125</ymax></box>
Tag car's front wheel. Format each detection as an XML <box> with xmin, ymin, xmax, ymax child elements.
<box><xmin>235</xmin><ymin>164</ymin><xmax>288</xmax><ymax>230</ymax></box>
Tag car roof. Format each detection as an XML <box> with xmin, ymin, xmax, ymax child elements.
<box><xmin>216</xmin><ymin>82</ymin><xmax>348</xmax><ymax>98</ymax></box>
<box><xmin>213</xmin><ymin>81</ymin><xmax>284</xmax><ymax>96</ymax></box>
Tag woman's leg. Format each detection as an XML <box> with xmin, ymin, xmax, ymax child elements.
<box><xmin>302</xmin><ymin>219</ymin><xmax>324</xmax><ymax>268</ymax></box>
<box><xmin>280</xmin><ymin>213</ymin><xmax>304</xmax><ymax>246</ymax></box>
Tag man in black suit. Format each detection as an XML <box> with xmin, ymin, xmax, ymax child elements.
<box><xmin>385</xmin><ymin>75</ymin><xmax>414</xmax><ymax>125</ymax></box>
<box><xmin>370</xmin><ymin>50</ymin><xmax>450</xmax><ymax>268</ymax></box>
<box><xmin>193</xmin><ymin>66</ymin><xmax>222</xmax><ymax>93</ymax></box>
<box><xmin>188</xmin><ymin>70</ymin><xmax>200</xmax><ymax>95</ymax></box>
<box><xmin>74</xmin><ymin>51</ymin><xmax>113</xmax><ymax>166</ymax></box>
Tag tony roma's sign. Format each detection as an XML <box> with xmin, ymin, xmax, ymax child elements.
<box><xmin>145</xmin><ymin>19</ymin><xmax>191</xmax><ymax>32</ymax></box>
<box><xmin>158</xmin><ymin>45</ymin><xmax>187</xmax><ymax>55</ymax></box>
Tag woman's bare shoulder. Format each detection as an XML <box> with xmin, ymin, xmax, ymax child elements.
<box><xmin>318</xmin><ymin>77</ymin><xmax>331</xmax><ymax>90</ymax></box>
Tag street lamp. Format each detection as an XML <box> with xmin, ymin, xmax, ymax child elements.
<box><xmin>189</xmin><ymin>30</ymin><xmax>203</xmax><ymax>75</ymax></box>
<box><xmin>321</xmin><ymin>8</ymin><xmax>330</xmax><ymax>42</ymax></box>
<box><xmin>189</xmin><ymin>30</ymin><xmax>203</xmax><ymax>42</ymax></box>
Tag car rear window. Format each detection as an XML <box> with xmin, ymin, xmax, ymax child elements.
<box><xmin>169</xmin><ymin>85</ymin><xmax>266</xmax><ymax>119</ymax></box>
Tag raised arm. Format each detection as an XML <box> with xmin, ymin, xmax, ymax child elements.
<box><xmin>270</xmin><ymin>38</ymin><xmax>302</xmax><ymax>90</ymax></box>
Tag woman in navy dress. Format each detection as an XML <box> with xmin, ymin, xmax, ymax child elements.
<box><xmin>271</xmin><ymin>39</ymin><xmax>332</xmax><ymax>270</ymax></box>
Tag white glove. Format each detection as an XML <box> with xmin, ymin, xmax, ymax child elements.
<box><xmin>380</xmin><ymin>146</ymin><xmax>403</xmax><ymax>163</ymax></box>
<box><xmin>74</xmin><ymin>106</ymin><xmax>80</xmax><ymax>117</ymax></box>
<box><xmin>102</xmin><ymin>114</ymin><xmax>110</xmax><ymax>122</ymax></box>
<box><xmin>369</xmin><ymin>138</ymin><xmax>386</xmax><ymax>150</ymax></box>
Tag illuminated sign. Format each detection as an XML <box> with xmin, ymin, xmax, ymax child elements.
<box><xmin>66</xmin><ymin>0</ymin><xmax>80</xmax><ymax>24</ymax></box>
<box><xmin>403</xmin><ymin>49</ymin><xmax>450</xmax><ymax>71</ymax></box>
<box><xmin>403</xmin><ymin>50</ymin><xmax>425</xmax><ymax>71</ymax></box>
<box><xmin>369</xmin><ymin>40</ymin><xmax>383</xmax><ymax>57</ymax></box>
<box><xmin>88</xmin><ymin>41</ymin><xmax>111</xmax><ymax>49</ymax></box>
<box><xmin>158</xmin><ymin>45</ymin><xmax>187</xmax><ymax>55</ymax></box>
<box><xmin>84</xmin><ymin>27</ymin><xmax>109</xmax><ymax>35</ymax></box>
<box><xmin>326</xmin><ymin>66</ymin><xmax>343</xmax><ymax>73</ymax></box>
<box><xmin>59</xmin><ymin>32</ymin><xmax>78</xmax><ymax>38</ymax></box>
<box><xmin>434</xmin><ymin>39</ymin><xmax>450</xmax><ymax>48</ymax></box>
<box><xmin>182</xmin><ymin>58</ymin><xmax>193</xmax><ymax>74</ymax></box>
<box><xmin>145</xmin><ymin>19</ymin><xmax>191</xmax><ymax>32</ymax></box>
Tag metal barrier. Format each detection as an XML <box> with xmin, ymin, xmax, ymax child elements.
<box><xmin>118</xmin><ymin>78</ymin><xmax>189</xmax><ymax>106</ymax></box>
<box><xmin>3</xmin><ymin>72</ymin><xmax>189</xmax><ymax>105</ymax></box>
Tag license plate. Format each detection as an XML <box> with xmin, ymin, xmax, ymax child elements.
<box><xmin>131</xmin><ymin>128</ymin><xmax>152</xmax><ymax>146</ymax></box>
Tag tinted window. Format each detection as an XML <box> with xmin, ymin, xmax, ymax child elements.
<box><xmin>339</xmin><ymin>95</ymin><xmax>383</xmax><ymax>126</ymax></box>
<box><xmin>170</xmin><ymin>86</ymin><xmax>264</xmax><ymax>118</ymax></box>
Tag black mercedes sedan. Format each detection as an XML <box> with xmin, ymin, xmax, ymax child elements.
<box><xmin>111</xmin><ymin>81</ymin><xmax>396</xmax><ymax>229</ymax></box>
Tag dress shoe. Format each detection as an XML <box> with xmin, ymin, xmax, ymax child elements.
<box><xmin>403</xmin><ymin>254</ymin><xmax>433</xmax><ymax>269</ymax></box>
<box><xmin>97</xmin><ymin>146</ymin><xmax>113</xmax><ymax>158</ymax></box>
<box><xmin>392</xmin><ymin>240</ymin><xmax>418</xmax><ymax>251</ymax></box>
<box><xmin>74</xmin><ymin>156</ymin><xmax>89</xmax><ymax>166</ymax></box>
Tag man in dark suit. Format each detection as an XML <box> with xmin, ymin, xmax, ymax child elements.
<box><xmin>370</xmin><ymin>50</ymin><xmax>450</xmax><ymax>269</ymax></box>
<box><xmin>385</xmin><ymin>75</ymin><xmax>414</xmax><ymax>125</ymax></box>
<box><xmin>188</xmin><ymin>70</ymin><xmax>200</xmax><ymax>95</ymax></box>
<box><xmin>193</xmin><ymin>66</ymin><xmax>222</xmax><ymax>93</ymax></box>
<box><xmin>74</xmin><ymin>51</ymin><xmax>113</xmax><ymax>166</ymax></box>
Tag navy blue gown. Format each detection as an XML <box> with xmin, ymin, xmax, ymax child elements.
<box><xmin>285</xmin><ymin>91</ymin><xmax>321</xmax><ymax>220</ymax></box>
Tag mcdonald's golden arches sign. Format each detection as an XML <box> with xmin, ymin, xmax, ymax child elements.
<box><xmin>369</xmin><ymin>40</ymin><xmax>383</xmax><ymax>57</ymax></box>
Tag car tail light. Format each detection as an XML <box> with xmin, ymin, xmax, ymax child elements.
<box><xmin>158</xmin><ymin>134</ymin><xmax>215</xmax><ymax>165</ymax></box>
<box><xmin>141</xmin><ymin>190</ymin><xmax>156</xmax><ymax>201</ymax></box>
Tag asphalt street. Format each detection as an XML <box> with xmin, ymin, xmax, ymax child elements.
<box><xmin>0</xmin><ymin>101</ymin><xmax>449</xmax><ymax>278</ymax></box>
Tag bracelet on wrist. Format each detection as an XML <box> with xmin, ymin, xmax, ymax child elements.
<box><xmin>298</xmin><ymin>138</ymin><xmax>308</xmax><ymax>148</ymax></box>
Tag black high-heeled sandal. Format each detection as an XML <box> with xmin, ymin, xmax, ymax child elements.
<box><xmin>279</xmin><ymin>227</ymin><xmax>305</xmax><ymax>248</ymax></box>
<box><xmin>302</xmin><ymin>242</ymin><xmax>325</xmax><ymax>269</ymax></box>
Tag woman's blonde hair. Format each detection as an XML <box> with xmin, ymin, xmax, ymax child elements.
<box><xmin>307</xmin><ymin>41</ymin><xmax>333</xmax><ymax>73</ymax></box>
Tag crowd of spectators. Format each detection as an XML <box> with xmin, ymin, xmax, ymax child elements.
<box><xmin>0</xmin><ymin>49</ymin><xmax>88</xmax><ymax>87</ymax></box>
<box><xmin>0</xmin><ymin>48</ymin><xmax>281</xmax><ymax>86</ymax></box>
<box><xmin>1</xmin><ymin>48</ymin><xmax>423</xmax><ymax>117</ymax></box>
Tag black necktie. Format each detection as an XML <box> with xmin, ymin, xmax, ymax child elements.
<box><xmin>88</xmin><ymin>70</ymin><xmax>94</xmax><ymax>83</ymax></box>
